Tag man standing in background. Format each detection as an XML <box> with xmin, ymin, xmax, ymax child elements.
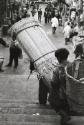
<box><xmin>51</xmin><ymin>15</ymin><xmax>59</xmax><ymax>34</ymax></box>
<box><xmin>38</xmin><ymin>8</ymin><xmax>42</xmax><ymax>23</ymax></box>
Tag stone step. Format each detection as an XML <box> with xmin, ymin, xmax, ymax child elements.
<box><xmin>0</xmin><ymin>100</ymin><xmax>51</xmax><ymax>109</ymax></box>
<box><xmin>0</xmin><ymin>100</ymin><xmax>48</xmax><ymax>107</ymax></box>
<box><xmin>0</xmin><ymin>117</ymin><xmax>84</xmax><ymax>125</ymax></box>
<box><xmin>0</xmin><ymin>99</ymin><xmax>60</xmax><ymax>124</ymax></box>
<box><xmin>0</xmin><ymin>114</ymin><xmax>60</xmax><ymax>123</ymax></box>
<box><xmin>0</xmin><ymin>74</ymin><xmax>37</xmax><ymax>79</ymax></box>
<box><xmin>0</xmin><ymin>74</ymin><xmax>38</xmax><ymax>102</ymax></box>
<box><xmin>0</xmin><ymin>99</ymin><xmax>83</xmax><ymax>124</ymax></box>
<box><xmin>0</xmin><ymin>101</ymin><xmax>56</xmax><ymax>115</ymax></box>
<box><xmin>0</xmin><ymin>107</ymin><xmax>56</xmax><ymax>115</ymax></box>
<box><xmin>0</xmin><ymin>115</ymin><xmax>83</xmax><ymax>125</ymax></box>
<box><xmin>0</xmin><ymin>122</ymin><xmax>58</xmax><ymax>125</ymax></box>
<box><xmin>0</xmin><ymin>75</ymin><xmax>84</xmax><ymax>125</ymax></box>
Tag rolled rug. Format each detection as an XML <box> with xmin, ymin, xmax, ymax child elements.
<box><xmin>9</xmin><ymin>17</ymin><xmax>57</xmax><ymax>87</ymax></box>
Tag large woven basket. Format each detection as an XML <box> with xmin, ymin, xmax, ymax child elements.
<box><xmin>65</xmin><ymin>64</ymin><xmax>84</xmax><ymax>115</ymax></box>
<box><xmin>8</xmin><ymin>17</ymin><xmax>57</xmax><ymax>88</ymax></box>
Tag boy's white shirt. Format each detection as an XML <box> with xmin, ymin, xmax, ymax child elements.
<box><xmin>51</xmin><ymin>17</ymin><xmax>58</xmax><ymax>27</ymax></box>
<box><xmin>63</xmin><ymin>25</ymin><xmax>71</xmax><ymax>38</ymax></box>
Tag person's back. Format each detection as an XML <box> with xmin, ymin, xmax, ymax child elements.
<box><xmin>51</xmin><ymin>16</ymin><xmax>58</xmax><ymax>34</ymax></box>
<box><xmin>50</xmin><ymin>62</ymin><xmax>67</xmax><ymax>96</ymax></box>
<box><xmin>51</xmin><ymin>16</ymin><xmax>58</xmax><ymax>28</ymax></box>
<box><xmin>63</xmin><ymin>23</ymin><xmax>72</xmax><ymax>41</ymax></box>
<box><xmin>47</xmin><ymin>11</ymin><xmax>51</xmax><ymax>23</ymax></box>
<box><xmin>49</xmin><ymin>48</ymin><xmax>70</xmax><ymax>125</ymax></box>
<box><xmin>31</xmin><ymin>9</ymin><xmax>36</xmax><ymax>17</ymax></box>
<box><xmin>38</xmin><ymin>9</ymin><xmax>42</xmax><ymax>16</ymax></box>
<box><xmin>44</xmin><ymin>10</ymin><xmax>47</xmax><ymax>17</ymax></box>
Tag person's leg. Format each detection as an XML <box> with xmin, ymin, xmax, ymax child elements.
<box><xmin>45</xmin><ymin>17</ymin><xmax>46</xmax><ymax>23</ymax></box>
<box><xmin>47</xmin><ymin>17</ymin><xmax>49</xmax><ymax>23</ymax></box>
<box><xmin>52</xmin><ymin>27</ymin><xmax>56</xmax><ymax>34</ymax></box>
<box><xmin>14</xmin><ymin>55</ymin><xmax>18</xmax><ymax>68</ymax></box>
<box><xmin>38</xmin><ymin>15</ymin><xmax>39</xmax><ymax>21</ymax></box>
<box><xmin>40</xmin><ymin>16</ymin><xmax>41</xmax><ymax>22</ymax></box>
<box><xmin>38</xmin><ymin>16</ymin><xmax>41</xmax><ymax>22</ymax></box>
<box><xmin>6</xmin><ymin>49</ymin><xmax>14</xmax><ymax>66</ymax></box>
<box><xmin>59</xmin><ymin>99</ymin><xmax>71</xmax><ymax>125</ymax></box>
<box><xmin>65</xmin><ymin>38</ymin><xmax>68</xmax><ymax>45</ymax></box>
<box><xmin>45</xmin><ymin>17</ymin><xmax>47</xmax><ymax>24</ymax></box>
<box><xmin>39</xmin><ymin>78</ymin><xmax>48</xmax><ymax>104</ymax></box>
<box><xmin>7</xmin><ymin>54</ymin><xmax>13</xmax><ymax>66</ymax></box>
<box><xmin>0</xmin><ymin>59</ymin><xmax>4</xmax><ymax>72</ymax></box>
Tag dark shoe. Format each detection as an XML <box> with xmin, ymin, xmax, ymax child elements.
<box><xmin>0</xmin><ymin>69</ymin><xmax>4</xmax><ymax>72</ymax></box>
<box><xmin>5</xmin><ymin>64</ymin><xmax>12</xmax><ymax>67</ymax></box>
<box><xmin>14</xmin><ymin>66</ymin><xmax>18</xmax><ymax>69</ymax></box>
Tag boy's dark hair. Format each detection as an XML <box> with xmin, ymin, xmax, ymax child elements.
<box><xmin>55</xmin><ymin>48</ymin><xmax>69</xmax><ymax>63</ymax></box>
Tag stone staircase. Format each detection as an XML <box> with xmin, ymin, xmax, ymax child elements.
<box><xmin>0</xmin><ymin>75</ymin><xmax>84</xmax><ymax>125</ymax></box>
<box><xmin>0</xmin><ymin>99</ymin><xmax>61</xmax><ymax>125</ymax></box>
<box><xmin>0</xmin><ymin>74</ymin><xmax>60</xmax><ymax>125</ymax></box>
<box><xmin>0</xmin><ymin>100</ymin><xmax>84</xmax><ymax>125</ymax></box>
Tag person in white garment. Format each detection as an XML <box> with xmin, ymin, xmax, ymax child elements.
<box><xmin>51</xmin><ymin>15</ymin><xmax>58</xmax><ymax>34</ymax></box>
<box><xmin>63</xmin><ymin>22</ymin><xmax>72</xmax><ymax>45</ymax></box>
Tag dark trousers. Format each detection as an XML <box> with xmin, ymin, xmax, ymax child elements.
<box><xmin>45</xmin><ymin>17</ymin><xmax>47</xmax><ymax>24</ymax></box>
<box><xmin>9</xmin><ymin>54</ymin><xmax>18</xmax><ymax>68</ymax></box>
<box><xmin>49</xmin><ymin>91</ymin><xmax>70</xmax><ymax>114</ymax></box>
<box><xmin>47</xmin><ymin>17</ymin><xmax>51</xmax><ymax>23</ymax></box>
<box><xmin>39</xmin><ymin>78</ymin><xmax>49</xmax><ymax>104</ymax></box>
<box><xmin>8</xmin><ymin>48</ymin><xmax>18</xmax><ymax>68</ymax></box>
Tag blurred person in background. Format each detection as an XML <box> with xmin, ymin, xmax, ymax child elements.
<box><xmin>38</xmin><ymin>8</ymin><xmax>42</xmax><ymax>22</ymax></box>
<box><xmin>51</xmin><ymin>15</ymin><xmax>58</xmax><ymax>34</ymax></box>
<box><xmin>63</xmin><ymin>22</ymin><xmax>72</xmax><ymax>45</ymax></box>
<box><xmin>6</xmin><ymin>34</ymin><xmax>22</xmax><ymax>69</ymax></box>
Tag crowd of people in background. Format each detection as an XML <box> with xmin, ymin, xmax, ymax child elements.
<box><xmin>5</xmin><ymin>1</ymin><xmax>63</xmax><ymax>27</ymax></box>
<box><xmin>4</xmin><ymin>0</ymin><xmax>84</xmax><ymax>39</ymax></box>
<box><xmin>0</xmin><ymin>0</ymin><xmax>84</xmax><ymax>71</ymax></box>
<box><xmin>0</xmin><ymin>0</ymin><xmax>84</xmax><ymax>72</ymax></box>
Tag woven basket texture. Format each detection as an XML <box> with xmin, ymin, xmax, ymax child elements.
<box><xmin>66</xmin><ymin>59</ymin><xmax>84</xmax><ymax>114</ymax></box>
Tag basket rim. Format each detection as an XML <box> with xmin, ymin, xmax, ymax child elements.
<box><xmin>65</xmin><ymin>66</ymin><xmax>84</xmax><ymax>84</ymax></box>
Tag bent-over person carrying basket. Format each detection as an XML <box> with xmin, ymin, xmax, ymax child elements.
<box><xmin>48</xmin><ymin>48</ymin><xmax>71</xmax><ymax>125</ymax></box>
